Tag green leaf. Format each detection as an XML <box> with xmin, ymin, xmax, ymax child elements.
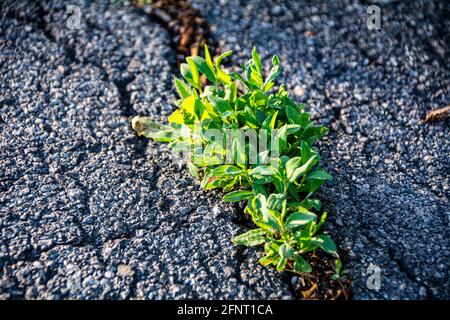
<box><xmin>301</xmin><ymin>141</ymin><xmax>314</xmax><ymax>165</ymax></box>
<box><xmin>288</xmin><ymin>184</ymin><xmax>300</xmax><ymax>201</ymax></box>
<box><xmin>315</xmin><ymin>211</ymin><xmax>327</xmax><ymax>232</ymax></box>
<box><xmin>232</xmin><ymin>228</ymin><xmax>266</xmax><ymax>246</ymax></box>
<box><xmin>187</xmin><ymin>162</ymin><xmax>199</xmax><ymax>179</ymax></box>
<box><xmin>180</xmin><ymin>63</ymin><xmax>194</xmax><ymax>86</ymax></box>
<box><xmin>303</xmin><ymin>125</ymin><xmax>329</xmax><ymax>140</ymax></box>
<box><xmin>210</xmin><ymin>95</ymin><xmax>231</xmax><ymax>114</ymax></box>
<box><xmin>286</xmin><ymin>105</ymin><xmax>302</xmax><ymax>125</ymax></box>
<box><xmin>186</xmin><ymin>57</ymin><xmax>200</xmax><ymax>89</ymax></box>
<box><xmin>299</xmin><ymin>112</ymin><xmax>310</xmax><ymax>127</ymax></box>
<box><xmin>193</xmin><ymin>98</ymin><xmax>205</xmax><ymax>120</ymax></box>
<box><xmin>285</xmin><ymin>209</ymin><xmax>317</xmax><ymax>229</ymax></box>
<box><xmin>204</xmin><ymin>44</ymin><xmax>215</xmax><ymax>72</ymax></box>
<box><xmin>267</xmin><ymin>193</ymin><xmax>286</xmax><ymax>211</ymax></box>
<box><xmin>304</xmin><ymin>179</ymin><xmax>325</xmax><ymax>194</ymax></box>
<box><xmin>255</xmin><ymin>195</ymin><xmax>282</xmax><ymax>232</ymax></box>
<box><xmin>259</xmin><ymin>253</ymin><xmax>276</xmax><ymax>267</ymax></box>
<box><xmin>294</xmin><ymin>255</ymin><xmax>312</xmax><ymax>273</ymax></box>
<box><xmin>174</xmin><ymin>77</ymin><xmax>192</xmax><ymax>99</ymax></box>
<box><xmin>232</xmin><ymin>136</ymin><xmax>247</xmax><ymax>165</ymax></box>
<box><xmin>276</xmin><ymin>257</ymin><xmax>287</xmax><ymax>272</ymax></box>
<box><xmin>250</xmin><ymin>165</ymin><xmax>278</xmax><ymax>177</ymax></box>
<box><xmin>310</xmin><ymin>235</ymin><xmax>337</xmax><ymax>255</ymax></box>
<box><xmin>301</xmin><ymin>198</ymin><xmax>322</xmax><ymax>211</ymax></box>
<box><xmin>335</xmin><ymin>259</ymin><xmax>342</xmax><ymax>273</ymax></box>
<box><xmin>244</xmin><ymin>107</ymin><xmax>260</xmax><ymax>128</ymax></box>
<box><xmin>308</xmin><ymin>170</ymin><xmax>333</xmax><ymax>181</ymax></box>
<box><xmin>252</xmin><ymin>183</ymin><xmax>268</xmax><ymax>197</ymax></box>
<box><xmin>289</xmin><ymin>155</ymin><xmax>318</xmax><ymax>183</ymax></box>
<box><xmin>263</xmin><ymin>55</ymin><xmax>281</xmax><ymax>91</ymax></box>
<box><xmin>286</xmin><ymin>124</ymin><xmax>301</xmax><ymax>134</ymax></box>
<box><xmin>211</xmin><ymin>165</ymin><xmax>242</xmax><ymax>177</ymax></box>
<box><xmin>251</xmin><ymin>47</ymin><xmax>262</xmax><ymax>75</ymax></box>
<box><xmin>331</xmin><ymin>274</ymin><xmax>340</xmax><ymax>281</ymax></box>
<box><xmin>217</xmin><ymin>68</ymin><xmax>232</xmax><ymax>86</ymax></box>
<box><xmin>277</xmin><ymin>125</ymin><xmax>288</xmax><ymax>153</ymax></box>
<box><xmin>262</xmin><ymin>111</ymin><xmax>278</xmax><ymax>129</ymax></box>
<box><xmin>228</xmin><ymin>82</ymin><xmax>237</xmax><ymax>102</ymax></box>
<box><xmin>285</xmin><ymin>157</ymin><xmax>302</xmax><ymax>180</ymax></box>
<box><xmin>223</xmin><ymin>190</ymin><xmax>253</xmax><ymax>202</ymax></box>
<box><xmin>250</xmin><ymin>90</ymin><xmax>268</xmax><ymax>107</ymax></box>
<box><xmin>279</xmin><ymin>243</ymin><xmax>293</xmax><ymax>259</ymax></box>
<box><xmin>294</xmin><ymin>221</ymin><xmax>315</xmax><ymax>242</ymax></box>
<box><xmin>216</xmin><ymin>51</ymin><xmax>233</xmax><ymax>67</ymax></box>
<box><xmin>189</xmin><ymin>56</ymin><xmax>217</xmax><ymax>84</ymax></box>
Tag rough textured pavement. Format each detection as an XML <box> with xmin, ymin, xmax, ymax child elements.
<box><xmin>192</xmin><ymin>0</ymin><xmax>450</xmax><ymax>299</ymax></box>
<box><xmin>0</xmin><ymin>0</ymin><xmax>291</xmax><ymax>299</ymax></box>
<box><xmin>0</xmin><ymin>0</ymin><xmax>449</xmax><ymax>299</ymax></box>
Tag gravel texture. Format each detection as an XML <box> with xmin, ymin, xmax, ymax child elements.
<box><xmin>0</xmin><ymin>0</ymin><xmax>448</xmax><ymax>300</ymax></box>
<box><xmin>0</xmin><ymin>0</ymin><xmax>291</xmax><ymax>299</ymax></box>
<box><xmin>191</xmin><ymin>0</ymin><xmax>449</xmax><ymax>299</ymax></box>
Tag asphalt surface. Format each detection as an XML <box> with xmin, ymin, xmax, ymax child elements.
<box><xmin>192</xmin><ymin>0</ymin><xmax>449</xmax><ymax>299</ymax></box>
<box><xmin>1</xmin><ymin>0</ymin><xmax>449</xmax><ymax>299</ymax></box>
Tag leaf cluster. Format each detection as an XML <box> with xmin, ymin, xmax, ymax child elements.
<box><xmin>132</xmin><ymin>46</ymin><xmax>337</xmax><ymax>273</ymax></box>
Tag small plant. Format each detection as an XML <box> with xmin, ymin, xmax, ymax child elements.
<box><xmin>132</xmin><ymin>45</ymin><xmax>338</xmax><ymax>274</ymax></box>
<box><xmin>330</xmin><ymin>259</ymin><xmax>349</xmax><ymax>281</ymax></box>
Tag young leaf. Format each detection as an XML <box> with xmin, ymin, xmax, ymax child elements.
<box><xmin>187</xmin><ymin>162</ymin><xmax>199</xmax><ymax>179</ymax></box>
<box><xmin>276</xmin><ymin>257</ymin><xmax>287</xmax><ymax>272</ymax></box>
<box><xmin>189</xmin><ymin>56</ymin><xmax>217</xmax><ymax>84</ymax></box>
<box><xmin>294</xmin><ymin>255</ymin><xmax>312</xmax><ymax>273</ymax></box>
<box><xmin>279</xmin><ymin>243</ymin><xmax>294</xmax><ymax>259</ymax></box>
<box><xmin>215</xmin><ymin>50</ymin><xmax>233</xmax><ymax>67</ymax></box>
<box><xmin>180</xmin><ymin>63</ymin><xmax>194</xmax><ymax>86</ymax></box>
<box><xmin>211</xmin><ymin>165</ymin><xmax>242</xmax><ymax>177</ymax></box>
<box><xmin>174</xmin><ymin>77</ymin><xmax>192</xmax><ymax>99</ymax></box>
<box><xmin>259</xmin><ymin>253</ymin><xmax>276</xmax><ymax>267</ymax></box>
<box><xmin>232</xmin><ymin>228</ymin><xmax>266</xmax><ymax>246</ymax></box>
<box><xmin>255</xmin><ymin>195</ymin><xmax>282</xmax><ymax>232</ymax></box>
<box><xmin>308</xmin><ymin>170</ymin><xmax>333</xmax><ymax>181</ymax></box>
<box><xmin>285</xmin><ymin>157</ymin><xmax>302</xmax><ymax>179</ymax></box>
<box><xmin>223</xmin><ymin>190</ymin><xmax>253</xmax><ymax>202</ymax></box>
<box><xmin>285</xmin><ymin>210</ymin><xmax>317</xmax><ymax>229</ymax></box>
<box><xmin>286</xmin><ymin>105</ymin><xmax>302</xmax><ymax>125</ymax></box>
<box><xmin>186</xmin><ymin>57</ymin><xmax>200</xmax><ymax>89</ymax></box>
<box><xmin>310</xmin><ymin>235</ymin><xmax>337</xmax><ymax>255</ymax></box>
<box><xmin>288</xmin><ymin>155</ymin><xmax>318</xmax><ymax>183</ymax></box>
<box><xmin>263</xmin><ymin>55</ymin><xmax>281</xmax><ymax>91</ymax></box>
<box><xmin>251</xmin><ymin>46</ymin><xmax>262</xmax><ymax>75</ymax></box>
<box><xmin>244</xmin><ymin>107</ymin><xmax>260</xmax><ymax>128</ymax></box>
<box><xmin>250</xmin><ymin>165</ymin><xmax>278</xmax><ymax>177</ymax></box>
<box><xmin>204</xmin><ymin>44</ymin><xmax>215</xmax><ymax>73</ymax></box>
<box><xmin>262</xmin><ymin>111</ymin><xmax>278</xmax><ymax>129</ymax></box>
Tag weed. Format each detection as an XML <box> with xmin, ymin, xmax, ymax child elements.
<box><xmin>132</xmin><ymin>46</ymin><xmax>338</xmax><ymax>274</ymax></box>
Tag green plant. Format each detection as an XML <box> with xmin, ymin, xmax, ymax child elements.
<box><xmin>330</xmin><ymin>259</ymin><xmax>349</xmax><ymax>281</ymax></box>
<box><xmin>132</xmin><ymin>45</ymin><xmax>338</xmax><ymax>274</ymax></box>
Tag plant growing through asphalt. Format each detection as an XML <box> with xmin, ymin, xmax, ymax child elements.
<box><xmin>132</xmin><ymin>45</ymin><xmax>338</xmax><ymax>274</ymax></box>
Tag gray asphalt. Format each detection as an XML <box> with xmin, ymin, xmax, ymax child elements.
<box><xmin>192</xmin><ymin>0</ymin><xmax>449</xmax><ymax>299</ymax></box>
<box><xmin>1</xmin><ymin>0</ymin><xmax>449</xmax><ymax>299</ymax></box>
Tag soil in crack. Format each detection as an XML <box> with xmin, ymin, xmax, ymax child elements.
<box><xmin>133</xmin><ymin>0</ymin><xmax>218</xmax><ymax>62</ymax></box>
